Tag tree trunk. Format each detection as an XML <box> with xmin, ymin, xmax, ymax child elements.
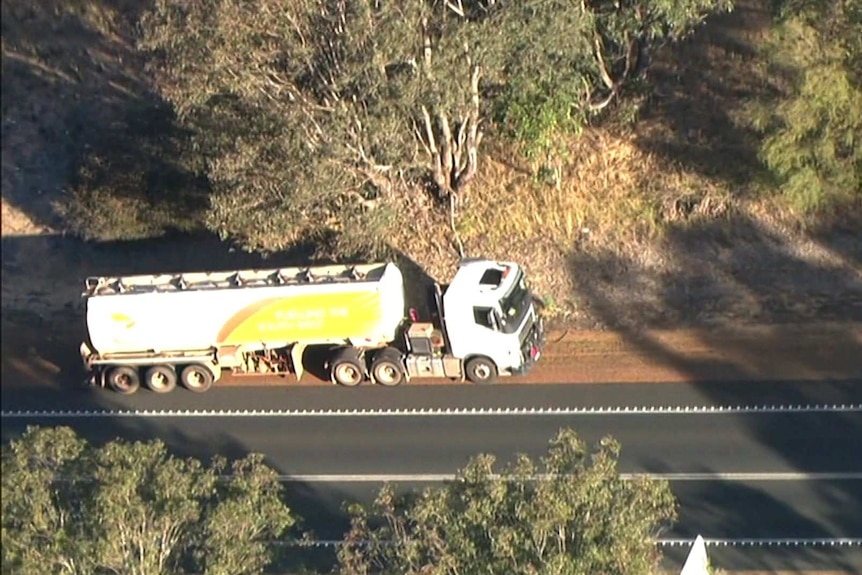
<box><xmin>419</xmin><ymin>65</ymin><xmax>482</xmax><ymax>198</ymax></box>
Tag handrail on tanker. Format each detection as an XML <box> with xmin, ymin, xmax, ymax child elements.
<box><xmin>82</xmin><ymin>262</ymin><xmax>391</xmax><ymax>297</ymax></box>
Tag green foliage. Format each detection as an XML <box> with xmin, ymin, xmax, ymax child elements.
<box><xmin>0</xmin><ymin>426</ymin><xmax>89</xmax><ymax>574</ymax></box>
<box><xmin>1</xmin><ymin>426</ymin><xmax>294</xmax><ymax>575</ymax></box>
<box><xmin>747</xmin><ymin>0</ymin><xmax>862</xmax><ymax>211</ymax></box>
<box><xmin>198</xmin><ymin>453</ymin><xmax>295</xmax><ymax>575</ymax></box>
<box><xmin>138</xmin><ymin>0</ymin><xmax>457</xmax><ymax>252</ymax></box>
<box><xmin>490</xmin><ymin>0</ymin><xmax>733</xmax><ymax>158</ymax></box>
<box><xmin>338</xmin><ymin>428</ymin><xmax>677</xmax><ymax>575</ymax></box>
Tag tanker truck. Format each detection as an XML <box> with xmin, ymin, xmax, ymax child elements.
<box><xmin>79</xmin><ymin>258</ymin><xmax>544</xmax><ymax>394</ymax></box>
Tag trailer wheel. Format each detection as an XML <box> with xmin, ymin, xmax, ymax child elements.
<box><xmin>180</xmin><ymin>364</ymin><xmax>214</xmax><ymax>393</ymax></box>
<box><xmin>371</xmin><ymin>348</ymin><xmax>404</xmax><ymax>387</ymax></box>
<box><xmin>144</xmin><ymin>365</ymin><xmax>177</xmax><ymax>394</ymax></box>
<box><xmin>465</xmin><ymin>356</ymin><xmax>498</xmax><ymax>384</ymax></box>
<box><xmin>330</xmin><ymin>348</ymin><xmax>364</xmax><ymax>387</ymax></box>
<box><xmin>106</xmin><ymin>366</ymin><xmax>140</xmax><ymax>395</ymax></box>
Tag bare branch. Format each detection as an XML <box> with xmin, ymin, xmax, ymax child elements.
<box><xmin>452</xmin><ymin>116</ymin><xmax>469</xmax><ymax>175</ymax></box>
<box><xmin>593</xmin><ymin>35</ymin><xmax>616</xmax><ymax>91</ymax></box>
<box><xmin>622</xmin><ymin>35</ymin><xmax>641</xmax><ymax>81</ymax></box>
<box><xmin>453</xmin><ymin>65</ymin><xmax>481</xmax><ymax>191</ymax></box>
<box><xmin>588</xmin><ymin>90</ymin><xmax>616</xmax><ymax>112</ymax></box>
<box><xmin>422</xmin><ymin>17</ymin><xmax>432</xmax><ymax>69</ymax></box>
<box><xmin>449</xmin><ymin>193</ymin><xmax>465</xmax><ymax>258</ymax></box>
<box><xmin>445</xmin><ymin>0</ymin><xmax>466</xmax><ymax>17</ymax></box>
<box><xmin>414</xmin><ymin>119</ymin><xmax>433</xmax><ymax>157</ymax></box>
<box><xmin>438</xmin><ymin>111</ymin><xmax>454</xmax><ymax>194</ymax></box>
<box><xmin>421</xmin><ymin>106</ymin><xmax>438</xmax><ymax>156</ymax></box>
<box><xmin>422</xmin><ymin>106</ymin><xmax>446</xmax><ymax>192</ymax></box>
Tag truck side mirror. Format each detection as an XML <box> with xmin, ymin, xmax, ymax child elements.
<box><xmin>487</xmin><ymin>310</ymin><xmax>500</xmax><ymax>331</ymax></box>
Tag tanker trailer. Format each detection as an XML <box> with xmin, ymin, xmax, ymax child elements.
<box><xmin>80</xmin><ymin>258</ymin><xmax>544</xmax><ymax>394</ymax></box>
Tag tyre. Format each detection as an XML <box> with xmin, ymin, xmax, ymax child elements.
<box><xmin>465</xmin><ymin>356</ymin><xmax>498</xmax><ymax>384</ymax></box>
<box><xmin>330</xmin><ymin>348</ymin><xmax>364</xmax><ymax>387</ymax></box>
<box><xmin>144</xmin><ymin>365</ymin><xmax>177</xmax><ymax>394</ymax></box>
<box><xmin>371</xmin><ymin>348</ymin><xmax>404</xmax><ymax>387</ymax></box>
<box><xmin>180</xmin><ymin>364</ymin><xmax>214</xmax><ymax>393</ymax></box>
<box><xmin>106</xmin><ymin>366</ymin><xmax>140</xmax><ymax>395</ymax></box>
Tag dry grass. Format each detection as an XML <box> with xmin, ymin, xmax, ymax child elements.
<box><xmin>461</xmin><ymin>130</ymin><xmax>733</xmax><ymax>250</ymax></box>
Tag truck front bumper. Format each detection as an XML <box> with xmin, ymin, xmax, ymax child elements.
<box><xmin>512</xmin><ymin>315</ymin><xmax>545</xmax><ymax>375</ymax></box>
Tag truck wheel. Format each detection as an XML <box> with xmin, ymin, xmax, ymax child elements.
<box><xmin>330</xmin><ymin>348</ymin><xmax>364</xmax><ymax>387</ymax></box>
<box><xmin>106</xmin><ymin>366</ymin><xmax>140</xmax><ymax>395</ymax></box>
<box><xmin>144</xmin><ymin>365</ymin><xmax>177</xmax><ymax>394</ymax></box>
<box><xmin>180</xmin><ymin>364</ymin><xmax>214</xmax><ymax>393</ymax></box>
<box><xmin>465</xmin><ymin>356</ymin><xmax>498</xmax><ymax>384</ymax></box>
<box><xmin>371</xmin><ymin>348</ymin><xmax>404</xmax><ymax>387</ymax></box>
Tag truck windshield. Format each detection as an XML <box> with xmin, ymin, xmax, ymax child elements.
<box><xmin>497</xmin><ymin>270</ymin><xmax>531</xmax><ymax>335</ymax></box>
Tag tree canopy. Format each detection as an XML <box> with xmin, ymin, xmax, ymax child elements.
<box><xmin>3</xmin><ymin>426</ymin><xmax>679</xmax><ymax>574</ymax></box>
<box><xmin>748</xmin><ymin>0</ymin><xmax>862</xmax><ymax>211</ymax></box>
<box><xmin>338</xmin><ymin>428</ymin><xmax>677</xmax><ymax>575</ymax></box>
<box><xmin>138</xmin><ymin>0</ymin><xmax>731</xmax><ymax>252</ymax></box>
<box><xmin>1</xmin><ymin>426</ymin><xmax>294</xmax><ymax>575</ymax></box>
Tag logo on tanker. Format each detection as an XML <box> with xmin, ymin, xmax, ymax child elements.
<box><xmin>217</xmin><ymin>294</ymin><xmax>376</xmax><ymax>344</ymax></box>
<box><xmin>260</xmin><ymin>307</ymin><xmax>349</xmax><ymax>331</ymax></box>
<box><xmin>108</xmin><ymin>313</ymin><xmax>137</xmax><ymax>345</ymax></box>
<box><xmin>110</xmin><ymin>313</ymin><xmax>136</xmax><ymax>330</ymax></box>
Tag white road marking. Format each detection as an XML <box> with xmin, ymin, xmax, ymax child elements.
<box><xmin>280</xmin><ymin>537</ymin><xmax>862</xmax><ymax>548</ymax></box>
<box><xmin>657</xmin><ymin>538</ymin><xmax>862</xmax><ymax>548</ymax></box>
<box><xmin>270</xmin><ymin>472</ymin><xmax>862</xmax><ymax>483</ymax></box>
<box><xmin>2</xmin><ymin>403</ymin><xmax>861</xmax><ymax>419</ymax></box>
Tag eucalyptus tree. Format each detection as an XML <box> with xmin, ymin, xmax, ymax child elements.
<box><xmin>1</xmin><ymin>426</ymin><xmax>294</xmax><ymax>575</ymax></box>
<box><xmin>747</xmin><ymin>0</ymin><xmax>862</xmax><ymax>210</ymax></box>
<box><xmin>338</xmin><ymin>428</ymin><xmax>677</xmax><ymax>575</ymax></box>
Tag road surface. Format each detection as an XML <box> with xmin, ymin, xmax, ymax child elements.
<box><xmin>3</xmin><ymin>380</ymin><xmax>861</xmax><ymax>572</ymax></box>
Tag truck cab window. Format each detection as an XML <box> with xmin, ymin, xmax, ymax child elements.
<box><xmin>497</xmin><ymin>272</ymin><xmax>530</xmax><ymax>334</ymax></box>
<box><xmin>473</xmin><ymin>306</ymin><xmax>498</xmax><ymax>330</ymax></box>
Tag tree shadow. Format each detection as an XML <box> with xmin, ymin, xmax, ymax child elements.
<box><xmin>662</xmin><ymin>469</ymin><xmax>862</xmax><ymax>573</ymax></box>
<box><xmin>1</xmin><ymin>0</ymin><xmax>207</xmax><ymax>238</ymax></box>
<box><xmin>569</xmin><ymin>216</ymin><xmax>862</xmax><ymax>330</ymax></box>
<box><xmin>656</xmin><ymin>475</ymin><xmax>862</xmax><ymax>571</ymax></box>
<box><xmin>567</xmin><ymin>211</ymin><xmax>862</xmax><ymax>570</ymax></box>
<box><xmin>805</xmin><ymin>208</ymin><xmax>862</xmax><ymax>270</ymax></box>
<box><xmin>634</xmin><ymin>0</ymin><xmax>780</xmax><ymax>190</ymax></box>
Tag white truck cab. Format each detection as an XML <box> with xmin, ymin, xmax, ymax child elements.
<box><xmin>435</xmin><ymin>259</ymin><xmax>544</xmax><ymax>382</ymax></box>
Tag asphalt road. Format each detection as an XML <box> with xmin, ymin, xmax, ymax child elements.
<box><xmin>3</xmin><ymin>380</ymin><xmax>862</xmax><ymax>572</ymax></box>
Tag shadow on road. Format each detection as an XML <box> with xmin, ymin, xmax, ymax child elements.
<box><xmin>566</xmin><ymin>211</ymin><xmax>862</xmax><ymax>571</ymax></box>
